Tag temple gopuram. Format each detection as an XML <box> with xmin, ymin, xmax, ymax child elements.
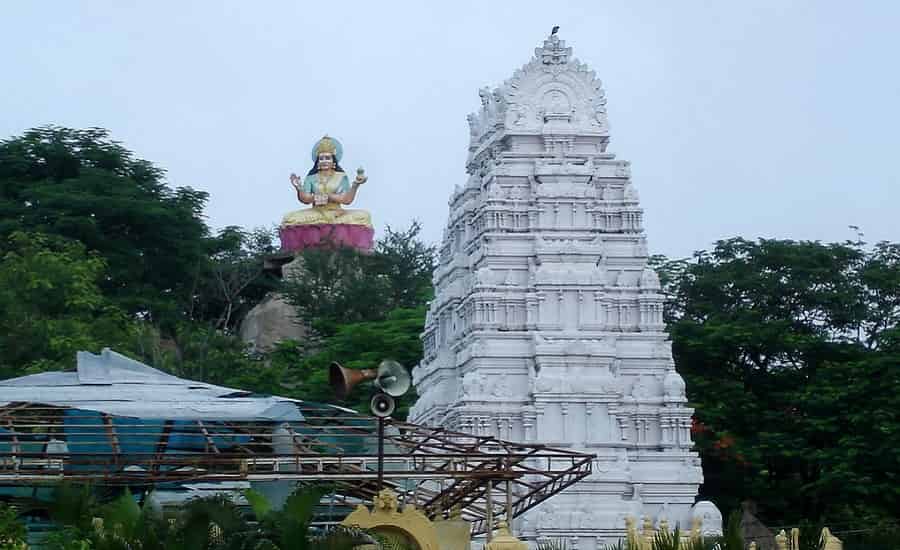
<box><xmin>411</xmin><ymin>31</ymin><xmax>721</xmax><ymax>547</ymax></box>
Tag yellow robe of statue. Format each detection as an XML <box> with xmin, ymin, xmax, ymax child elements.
<box><xmin>281</xmin><ymin>171</ymin><xmax>372</xmax><ymax>227</ymax></box>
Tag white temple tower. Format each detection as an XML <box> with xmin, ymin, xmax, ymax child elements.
<box><xmin>410</xmin><ymin>32</ymin><xmax>709</xmax><ymax>547</ymax></box>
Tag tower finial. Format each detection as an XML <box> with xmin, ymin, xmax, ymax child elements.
<box><xmin>537</xmin><ymin>28</ymin><xmax>571</xmax><ymax>65</ymax></box>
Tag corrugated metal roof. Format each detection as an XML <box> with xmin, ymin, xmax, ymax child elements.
<box><xmin>0</xmin><ymin>348</ymin><xmax>304</xmax><ymax>421</ymax></box>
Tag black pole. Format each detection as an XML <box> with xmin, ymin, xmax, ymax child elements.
<box><xmin>377</xmin><ymin>416</ymin><xmax>385</xmax><ymax>490</ymax></box>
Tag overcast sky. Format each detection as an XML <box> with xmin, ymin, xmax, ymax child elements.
<box><xmin>3</xmin><ymin>1</ymin><xmax>898</xmax><ymax>258</ymax></box>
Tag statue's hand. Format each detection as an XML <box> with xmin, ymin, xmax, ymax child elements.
<box><xmin>354</xmin><ymin>167</ymin><xmax>367</xmax><ymax>185</ymax></box>
<box><xmin>290</xmin><ymin>173</ymin><xmax>301</xmax><ymax>190</ymax></box>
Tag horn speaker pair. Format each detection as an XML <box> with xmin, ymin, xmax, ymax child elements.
<box><xmin>329</xmin><ymin>359</ymin><xmax>411</xmax><ymax>400</ymax></box>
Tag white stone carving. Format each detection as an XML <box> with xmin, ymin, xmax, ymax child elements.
<box><xmin>459</xmin><ymin>370</ymin><xmax>486</xmax><ymax>399</ymax></box>
<box><xmin>412</xmin><ymin>31</ymin><xmax>717</xmax><ymax>546</ymax></box>
<box><xmin>690</xmin><ymin>501</ymin><xmax>724</xmax><ymax>537</ymax></box>
<box><xmin>630</xmin><ymin>376</ymin><xmax>655</xmax><ymax>400</ymax></box>
<box><xmin>664</xmin><ymin>365</ymin><xmax>687</xmax><ymax>402</ymax></box>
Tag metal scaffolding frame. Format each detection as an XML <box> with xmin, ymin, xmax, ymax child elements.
<box><xmin>0</xmin><ymin>402</ymin><xmax>591</xmax><ymax>534</ymax></box>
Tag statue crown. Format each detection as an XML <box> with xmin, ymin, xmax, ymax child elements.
<box><xmin>315</xmin><ymin>136</ymin><xmax>337</xmax><ymax>155</ymax></box>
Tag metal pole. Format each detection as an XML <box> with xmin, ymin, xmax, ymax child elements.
<box><xmin>377</xmin><ymin>416</ymin><xmax>385</xmax><ymax>491</ymax></box>
<box><xmin>506</xmin><ymin>478</ymin><xmax>513</xmax><ymax>522</ymax></box>
<box><xmin>486</xmin><ymin>479</ymin><xmax>493</xmax><ymax>542</ymax></box>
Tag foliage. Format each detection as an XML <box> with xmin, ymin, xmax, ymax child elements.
<box><xmin>842</xmin><ymin>523</ymin><xmax>900</xmax><ymax>550</ymax></box>
<box><xmin>188</xmin><ymin>225</ymin><xmax>280</xmax><ymax>332</ymax></box>
<box><xmin>38</xmin><ymin>484</ymin><xmax>389</xmax><ymax>550</ymax></box>
<box><xmin>130</xmin><ymin>321</ymin><xmax>275</xmax><ymax>391</ymax></box>
<box><xmin>0</xmin><ymin>126</ymin><xmax>280</xmax><ymax>385</ymax></box>
<box><xmin>659</xmin><ymin>237</ymin><xmax>900</xmax><ymax>524</ymax></box>
<box><xmin>282</xmin><ymin>222</ymin><xmax>435</xmax><ymax>336</ymax></box>
<box><xmin>682</xmin><ymin>536</ymin><xmax>719</xmax><ymax>550</ymax></box>
<box><xmin>0</xmin><ymin>232</ymin><xmax>132</xmax><ymax>376</ymax></box>
<box><xmin>269</xmin><ymin>223</ymin><xmax>434</xmax><ymax>414</ymax></box>
<box><xmin>278</xmin><ymin>307</ymin><xmax>426</xmax><ymax>415</ymax></box>
<box><xmin>178</xmin><ymin>485</ymin><xmax>383</xmax><ymax>550</ymax></box>
<box><xmin>373</xmin><ymin>221</ymin><xmax>437</xmax><ymax>309</ymax></box>
<box><xmin>46</xmin><ymin>484</ymin><xmax>99</xmax><ymax>533</ymax></box>
<box><xmin>719</xmin><ymin>512</ymin><xmax>743</xmax><ymax>550</ymax></box>
<box><xmin>596</xmin><ymin>528</ymin><xmax>723</xmax><ymax>550</ymax></box>
<box><xmin>0</xmin><ymin>127</ymin><xmax>211</xmax><ymax>325</ymax></box>
<box><xmin>178</xmin><ymin>493</ymin><xmax>254</xmax><ymax>550</ymax></box>
<box><xmin>652</xmin><ymin>527</ymin><xmax>682</xmax><ymax>550</ymax></box>
<box><xmin>43</xmin><ymin>488</ymin><xmax>177</xmax><ymax>550</ymax></box>
<box><xmin>0</xmin><ymin>502</ymin><xmax>26</xmax><ymax>549</ymax></box>
<box><xmin>41</xmin><ymin>527</ymin><xmax>93</xmax><ymax>550</ymax></box>
<box><xmin>538</xmin><ymin>539</ymin><xmax>570</xmax><ymax>550</ymax></box>
<box><xmin>789</xmin><ymin>521</ymin><xmax>826</xmax><ymax>550</ymax></box>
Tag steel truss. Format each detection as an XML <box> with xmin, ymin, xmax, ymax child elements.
<box><xmin>0</xmin><ymin>403</ymin><xmax>591</xmax><ymax>534</ymax></box>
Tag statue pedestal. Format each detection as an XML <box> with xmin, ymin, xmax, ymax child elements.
<box><xmin>279</xmin><ymin>223</ymin><xmax>374</xmax><ymax>252</ymax></box>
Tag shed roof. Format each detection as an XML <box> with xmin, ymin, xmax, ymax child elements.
<box><xmin>0</xmin><ymin>348</ymin><xmax>313</xmax><ymax>421</ymax></box>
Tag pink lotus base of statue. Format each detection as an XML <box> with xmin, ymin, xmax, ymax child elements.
<box><xmin>279</xmin><ymin>223</ymin><xmax>374</xmax><ymax>252</ymax></box>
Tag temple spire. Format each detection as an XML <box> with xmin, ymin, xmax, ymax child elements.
<box><xmin>536</xmin><ymin>29</ymin><xmax>571</xmax><ymax>65</ymax></box>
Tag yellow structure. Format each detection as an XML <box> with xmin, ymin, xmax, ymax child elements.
<box><xmin>484</xmin><ymin>522</ymin><xmax>528</xmax><ymax>550</ymax></box>
<box><xmin>821</xmin><ymin>527</ymin><xmax>843</xmax><ymax>550</ymax></box>
<box><xmin>622</xmin><ymin>514</ymin><xmax>845</xmax><ymax>550</ymax></box>
<box><xmin>342</xmin><ymin>489</ymin><xmax>440</xmax><ymax>550</ymax></box>
<box><xmin>433</xmin><ymin>505</ymin><xmax>472</xmax><ymax>550</ymax></box>
<box><xmin>762</xmin><ymin>527</ymin><xmax>843</xmax><ymax>550</ymax></box>
<box><xmin>625</xmin><ymin>515</ymin><xmax>717</xmax><ymax>549</ymax></box>
<box><xmin>641</xmin><ymin>516</ymin><xmax>656</xmax><ymax>549</ymax></box>
<box><xmin>775</xmin><ymin>529</ymin><xmax>789</xmax><ymax>550</ymax></box>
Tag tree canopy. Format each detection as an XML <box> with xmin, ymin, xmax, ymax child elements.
<box><xmin>658</xmin><ymin>237</ymin><xmax>900</xmax><ymax>525</ymax></box>
<box><xmin>281</xmin><ymin>222</ymin><xmax>435</xmax><ymax>336</ymax></box>
<box><xmin>0</xmin><ymin>127</ymin><xmax>221</xmax><ymax>327</ymax></box>
<box><xmin>0</xmin><ymin>232</ymin><xmax>131</xmax><ymax>377</ymax></box>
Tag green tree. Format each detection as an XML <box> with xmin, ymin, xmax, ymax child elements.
<box><xmin>282</xmin><ymin>222</ymin><xmax>435</xmax><ymax>336</ymax></box>
<box><xmin>0</xmin><ymin>502</ymin><xmax>27</xmax><ymax>549</ymax></box>
<box><xmin>0</xmin><ymin>127</ymin><xmax>211</xmax><ymax>326</ymax></box>
<box><xmin>277</xmin><ymin>223</ymin><xmax>435</xmax><ymax>412</ymax></box>
<box><xmin>0</xmin><ymin>232</ymin><xmax>132</xmax><ymax>376</ymax></box>
<box><xmin>373</xmin><ymin>221</ymin><xmax>437</xmax><ymax>309</ymax></box>
<box><xmin>189</xmin><ymin>225</ymin><xmax>280</xmax><ymax>332</ymax></box>
<box><xmin>275</xmin><ymin>307</ymin><xmax>426</xmax><ymax>415</ymax></box>
<box><xmin>659</xmin><ymin>237</ymin><xmax>900</xmax><ymax>525</ymax></box>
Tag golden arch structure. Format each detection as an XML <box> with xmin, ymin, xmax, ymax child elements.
<box><xmin>342</xmin><ymin>489</ymin><xmax>439</xmax><ymax>550</ymax></box>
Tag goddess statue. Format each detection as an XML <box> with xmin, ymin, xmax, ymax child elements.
<box><xmin>279</xmin><ymin>136</ymin><xmax>374</xmax><ymax>251</ymax></box>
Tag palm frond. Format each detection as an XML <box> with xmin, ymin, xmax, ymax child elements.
<box><xmin>537</xmin><ymin>539</ymin><xmax>569</xmax><ymax>550</ymax></box>
<box><xmin>652</xmin><ymin>526</ymin><xmax>682</xmax><ymax>550</ymax></box>
<box><xmin>719</xmin><ymin>512</ymin><xmax>744</xmax><ymax>550</ymax></box>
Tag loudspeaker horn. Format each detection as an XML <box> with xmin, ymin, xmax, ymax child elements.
<box><xmin>370</xmin><ymin>392</ymin><xmax>395</xmax><ymax>418</ymax></box>
<box><xmin>373</xmin><ymin>360</ymin><xmax>411</xmax><ymax>397</ymax></box>
<box><xmin>329</xmin><ymin>362</ymin><xmax>377</xmax><ymax>401</ymax></box>
<box><xmin>329</xmin><ymin>360</ymin><xmax>411</xmax><ymax>400</ymax></box>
